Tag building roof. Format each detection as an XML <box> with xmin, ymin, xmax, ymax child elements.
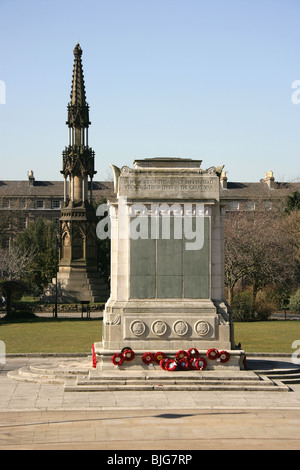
<box><xmin>220</xmin><ymin>181</ymin><xmax>300</xmax><ymax>200</ymax></box>
<box><xmin>0</xmin><ymin>178</ymin><xmax>299</xmax><ymax>201</ymax></box>
<box><xmin>0</xmin><ymin>180</ymin><xmax>114</xmax><ymax>199</ymax></box>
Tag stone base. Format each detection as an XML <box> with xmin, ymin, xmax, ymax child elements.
<box><xmin>41</xmin><ymin>266</ymin><xmax>109</xmax><ymax>303</ymax></box>
<box><xmin>94</xmin><ymin>344</ymin><xmax>246</xmax><ymax>371</ymax></box>
<box><xmin>101</xmin><ymin>298</ymin><xmax>234</xmax><ymax>352</ymax></box>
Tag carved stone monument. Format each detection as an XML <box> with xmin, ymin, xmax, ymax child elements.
<box><xmin>94</xmin><ymin>157</ymin><xmax>243</xmax><ymax>369</ymax></box>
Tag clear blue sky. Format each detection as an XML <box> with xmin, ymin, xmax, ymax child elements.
<box><xmin>0</xmin><ymin>0</ymin><xmax>300</xmax><ymax>183</ymax></box>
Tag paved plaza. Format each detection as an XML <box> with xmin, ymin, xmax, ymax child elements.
<box><xmin>0</xmin><ymin>355</ymin><xmax>300</xmax><ymax>450</ymax></box>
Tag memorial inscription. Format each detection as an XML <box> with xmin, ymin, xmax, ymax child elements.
<box><xmin>119</xmin><ymin>175</ymin><xmax>219</xmax><ymax>200</ymax></box>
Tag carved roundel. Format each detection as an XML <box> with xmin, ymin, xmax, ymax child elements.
<box><xmin>151</xmin><ymin>320</ymin><xmax>167</xmax><ymax>336</ymax></box>
<box><xmin>194</xmin><ymin>320</ymin><xmax>210</xmax><ymax>337</ymax></box>
<box><xmin>173</xmin><ymin>320</ymin><xmax>189</xmax><ymax>336</ymax></box>
<box><xmin>130</xmin><ymin>320</ymin><xmax>146</xmax><ymax>336</ymax></box>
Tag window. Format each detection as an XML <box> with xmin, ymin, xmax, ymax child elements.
<box><xmin>52</xmin><ymin>200</ymin><xmax>61</xmax><ymax>209</ymax></box>
<box><xmin>230</xmin><ymin>201</ymin><xmax>239</xmax><ymax>211</ymax></box>
<box><xmin>35</xmin><ymin>200</ymin><xmax>44</xmax><ymax>209</ymax></box>
<box><xmin>2</xmin><ymin>198</ymin><xmax>10</xmax><ymax>208</ymax></box>
<box><xmin>18</xmin><ymin>217</ymin><xmax>27</xmax><ymax>230</ymax></box>
<box><xmin>263</xmin><ymin>201</ymin><xmax>272</xmax><ymax>210</ymax></box>
<box><xmin>246</xmin><ymin>201</ymin><xmax>255</xmax><ymax>211</ymax></box>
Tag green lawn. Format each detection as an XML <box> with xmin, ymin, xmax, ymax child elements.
<box><xmin>234</xmin><ymin>321</ymin><xmax>300</xmax><ymax>353</ymax></box>
<box><xmin>0</xmin><ymin>319</ymin><xmax>300</xmax><ymax>354</ymax></box>
<box><xmin>0</xmin><ymin>319</ymin><xmax>102</xmax><ymax>354</ymax></box>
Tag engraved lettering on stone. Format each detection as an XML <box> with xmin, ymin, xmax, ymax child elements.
<box><xmin>194</xmin><ymin>320</ymin><xmax>210</xmax><ymax>336</ymax></box>
<box><xmin>130</xmin><ymin>320</ymin><xmax>146</xmax><ymax>336</ymax></box>
<box><xmin>151</xmin><ymin>320</ymin><xmax>167</xmax><ymax>336</ymax></box>
<box><xmin>173</xmin><ymin>320</ymin><xmax>189</xmax><ymax>336</ymax></box>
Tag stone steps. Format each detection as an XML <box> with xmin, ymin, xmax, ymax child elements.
<box><xmin>254</xmin><ymin>368</ymin><xmax>300</xmax><ymax>385</ymax></box>
<box><xmin>6</xmin><ymin>360</ymin><xmax>291</xmax><ymax>392</ymax></box>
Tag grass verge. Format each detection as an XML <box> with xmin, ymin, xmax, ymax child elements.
<box><xmin>0</xmin><ymin>319</ymin><xmax>300</xmax><ymax>354</ymax></box>
<box><xmin>0</xmin><ymin>318</ymin><xmax>102</xmax><ymax>354</ymax></box>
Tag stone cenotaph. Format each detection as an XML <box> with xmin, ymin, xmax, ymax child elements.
<box><xmin>94</xmin><ymin>158</ymin><xmax>244</xmax><ymax>369</ymax></box>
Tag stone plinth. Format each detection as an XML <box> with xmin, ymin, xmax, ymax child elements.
<box><xmin>95</xmin><ymin>158</ymin><xmax>239</xmax><ymax>368</ymax></box>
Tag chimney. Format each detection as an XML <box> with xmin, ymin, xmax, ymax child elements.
<box><xmin>28</xmin><ymin>170</ymin><xmax>35</xmax><ymax>186</ymax></box>
<box><xmin>265</xmin><ymin>171</ymin><xmax>275</xmax><ymax>189</ymax></box>
<box><xmin>220</xmin><ymin>171</ymin><xmax>228</xmax><ymax>189</ymax></box>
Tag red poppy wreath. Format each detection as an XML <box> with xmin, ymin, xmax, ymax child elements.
<box><xmin>187</xmin><ymin>348</ymin><xmax>199</xmax><ymax>359</ymax></box>
<box><xmin>122</xmin><ymin>348</ymin><xmax>135</xmax><ymax>361</ymax></box>
<box><xmin>111</xmin><ymin>353</ymin><xmax>124</xmax><ymax>366</ymax></box>
<box><xmin>206</xmin><ymin>348</ymin><xmax>220</xmax><ymax>360</ymax></box>
<box><xmin>219</xmin><ymin>350</ymin><xmax>230</xmax><ymax>363</ymax></box>
<box><xmin>142</xmin><ymin>352</ymin><xmax>154</xmax><ymax>365</ymax></box>
<box><xmin>165</xmin><ymin>359</ymin><xmax>177</xmax><ymax>371</ymax></box>
<box><xmin>154</xmin><ymin>351</ymin><xmax>166</xmax><ymax>363</ymax></box>
<box><xmin>195</xmin><ymin>357</ymin><xmax>207</xmax><ymax>370</ymax></box>
<box><xmin>175</xmin><ymin>350</ymin><xmax>188</xmax><ymax>361</ymax></box>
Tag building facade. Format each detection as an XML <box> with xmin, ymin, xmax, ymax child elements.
<box><xmin>1</xmin><ymin>170</ymin><xmax>299</xmax><ymax>249</ymax></box>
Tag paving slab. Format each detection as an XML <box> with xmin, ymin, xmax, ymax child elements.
<box><xmin>1</xmin><ymin>355</ymin><xmax>300</xmax><ymax>450</ymax></box>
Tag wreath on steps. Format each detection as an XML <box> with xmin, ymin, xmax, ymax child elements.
<box><xmin>108</xmin><ymin>347</ymin><xmax>231</xmax><ymax>371</ymax></box>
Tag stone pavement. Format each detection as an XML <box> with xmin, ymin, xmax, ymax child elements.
<box><xmin>1</xmin><ymin>356</ymin><xmax>300</xmax><ymax>450</ymax></box>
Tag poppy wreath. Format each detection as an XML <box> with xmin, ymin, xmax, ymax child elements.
<box><xmin>195</xmin><ymin>357</ymin><xmax>207</xmax><ymax>370</ymax></box>
<box><xmin>177</xmin><ymin>358</ymin><xmax>190</xmax><ymax>370</ymax></box>
<box><xmin>189</xmin><ymin>357</ymin><xmax>198</xmax><ymax>370</ymax></box>
<box><xmin>206</xmin><ymin>348</ymin><xmax>220</xmax><ymax>360</ymax></box>
<box><xmin>92</xmin><ymin>343</ymin><xmax>97</xmax><ymax>369</ymax></box>
<box><xmin>111</xmin><ymin>353</ymin><xmax>124</xmax><ymax>366</ymax></box>
<box><xmin>142</xmin><ymin>352</ymin><xmax>154</xmax><ymax>365</ymax></box>
<box><xmin>175</xmin><ymin>350</ymin><xmax>188</xmax><ymax>361</ymax></box>
<box><xmin>187</xmin><ymin>348</ymin><xmax>199</xmax><ymax>359</ymax></box>
<box><xmin>160</xmin><ymin>358</ymin><xmax>169</xmax><ymax>370</ymax></box>
<box><xmin>165</xmin><ymin>359</ymin><xmax>177</xmax><ymax>372</ymax></box>
<box><xmin>122</xmin><ymin>348</ymin><xmax>135</xmax><ymax>362</ymax></box>
<box><xmin>219</xmin><ymin>350</ymin><xmax>230</xmax><ymax>363</ymax></box>
<box><xmin>154</xmin><ymin>351</ymin><xmax>166</xmax><ymax>363</ymax></box>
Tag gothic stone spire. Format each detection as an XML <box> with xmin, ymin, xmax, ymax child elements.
<box><xmin>66</xmin><ymin>42</ymin><xmax>91</xmax><ymax>133</ymax></box>
<box><xmin>61</xmin><ymin>44</ymin><xmax>96</xmax><ymax>204</ymax></box>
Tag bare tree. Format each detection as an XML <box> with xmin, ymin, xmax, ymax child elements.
<box><xmin>225</xmin><ymin>208</ymin><xmax>298</xmax><ymax>305</ymax></box>
<box><xmin>0</xmin><ymin>247</ymin><xmax>35</xmax><ymax>317</ymax></box>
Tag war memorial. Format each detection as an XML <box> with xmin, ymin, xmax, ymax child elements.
<box><xmin>94</xmin><ymin>156</ymin><xmax>245</xmax><ymax>372</ymax></box>
<box><xmin>8</xmin><ymin>44</ymin><xmax>294</xmax><ymax>393</ymax></box>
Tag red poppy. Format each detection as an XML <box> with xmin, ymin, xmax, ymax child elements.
<box><xmin>154</xmin><ymin>351</ymin><xmax>166</xmax><ymax>363</ymax></box>
<box><xmin>111</xmin><ymin>353</ymin><xmax>124</xmax><ymax>366</ymax></box>
<box><xmin>195</xmin><ymin>357</ymin><xmax>207</xmax><ymax>370</ymax></box>
<box><xmin>165</xmin><ymin>359</ymin><xmax>177</xmax><ymax>371</ymax></box>
<box><xmin>189</xmin><ymin>357</ymin><xmax>198</xmax><ymax>370</ymax></box>
<box><xmin>142</xmin><ymin>352</ymin><xmax>154</xmax><ymax>365</ymax></box>
<box><xmin>206</xmin><ymin>348</ymin><xmax>220</xmax><ymax>360</ymax></box>
<box><xmin>122</xmin><ymin>348</ymin><xmax>135</xmax><ymax>361</ymax></box>
<box><xmin>175</xmin><ymin>350</ymin><xmax>188</xmax><ymax>361</ymax></box>
<box><xmin>219</xmin><ymin>350</ymin><xmax>230</xmax><ymax>363</ymax></box>
<box><xmin>160</xmin><ymin>358</ymin><xmax>169</xmax><ymax>370</ymax></box>
<box><xmin>177</xmin><ymin>358</ymin><xmax>189</xmax><ymax>370</ymax></box>
<box><xmin>92</xmin><ymin>344</ymin><xmax>97</xmax><ymax>368</ymax></box>
<box><xmin>187</xmin><ymin>348</ymin><xmax>199</xmax><ymax>359</ymax></box>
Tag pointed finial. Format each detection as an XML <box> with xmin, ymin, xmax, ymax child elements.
<box><xmin>73</xmin><ymin>42</ymin><xmax>82</xmax><ymax>57</ymax></box>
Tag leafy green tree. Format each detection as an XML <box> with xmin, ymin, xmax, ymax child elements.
<box><xmin>16</xmin><ymin>218</ymin><xmax>57</xmax><ymax>293</ymax></box>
